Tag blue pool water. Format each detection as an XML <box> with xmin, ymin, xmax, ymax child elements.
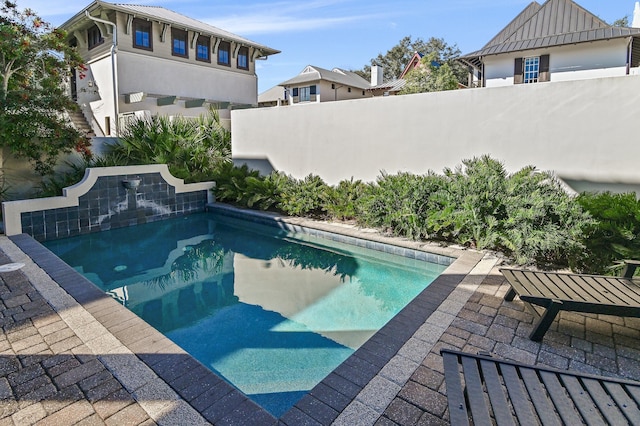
<box><xmin>44</xmin><ymin>212</ymin><xmax>447</xmax><ymax>417</ymax></box>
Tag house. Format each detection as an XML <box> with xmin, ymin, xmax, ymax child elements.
<box><xmin>278</xmin><ymin>65</ymin><xmax>372</xmax><ymax>104</ymax></box>
<box><xmin>59</xmin><ymin>1</ymin><xmax>279</xmax><ymax>135</ymax></box>
<box><xmin>262</xmin><ymin>64</ymin><xmax>407</xmax><ymax>106</ymax></box>
<box><xmin>458</xmin><ymin>0</ymin><xmax>640</xmax><ymax>88</ymax></box>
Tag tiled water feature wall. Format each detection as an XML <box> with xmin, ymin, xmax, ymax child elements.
<box><xmin>2</xmin><ymin>165</ymin><xmax>214</xmax><ymax>241</ymax></box>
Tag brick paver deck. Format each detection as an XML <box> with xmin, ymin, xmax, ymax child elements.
<box><xmin>1</xmin><ymin>220</ymin><xmax>639</xmax><ymax>425</ymax></box>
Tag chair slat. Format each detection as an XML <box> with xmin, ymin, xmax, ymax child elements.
<box><xmin>603</xmin><ymin>381</ymin><xmax>640</xmax><ymax>425</ymax></box>
<box><xmin>500</xmin><ymin>364</ymin><xmax>539</xmax><ymax>426</ymax></box>
<box><xmin>560</xmin><ymin>375</ymin><xmax>606</xmax><ymax>426</ymax></box>
<box><xmin>519</xmin><ymin>368</ymin><xmax>561</xmax><ymax>426</ymax></box>
<box><xmin>581</xmin><ymin>378</ymin><xmax>628</xmax><ymax>425</ymax></box>
<box><xmin>539</xmin><ymin>370</ymin><xmax>583</xmax><ymax>424</ymax></box>
<box><xmin>442</xmin><ymin>351</ymin><xmax>471</xmax><ymax>426</ymax></box>
<box><xmin>460</xmin><ymin>356</ymin><xmax>493</xmax><ymax>426</ymax></box>
<box><xmin>479</xmin><ymin>359</ymin><xmax>515</xmax><ymax>426</ymax></box>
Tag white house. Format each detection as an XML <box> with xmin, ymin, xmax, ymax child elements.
<box><xmin>459</xmin><ymin>0</ymin><xmax>640</xmax><ymax>87</ymax></box>
<box><xmin>60</xmin><ymin>1</ymin><xmax>279</xmax><ymax>136</ymax></box>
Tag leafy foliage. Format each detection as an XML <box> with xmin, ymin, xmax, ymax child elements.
<box><xmin>278</xmin><ymin>174</ymin><xmax>330</xmax><ymax>217</ymax></box>
<box><xmin>0</xmin><ymin>1</ymin><xmax>87</xmax><ymax>175</ymax></box>
<box><xmin>355</xmin><ymin>36</ymin><xmax>466</xmax><ymax>85</ymax></box>
<box><xmin>324</xmin><ymin>178</ymin><xmax>367</xmax><ymax>221</ymax></box>
<box><xmin>399</xmin><ymin>52</ymin><xmax>460</xmax><ymax>94</ymax></box>
<box><xmin>571</xmin><ymin>192</ymin><xmax>640</xmax><ymax>274</ymax></box>
<box><xmin>105</xmin><ymin>108</ymin><xmax>231</xmax><ymax>183</ymax></box>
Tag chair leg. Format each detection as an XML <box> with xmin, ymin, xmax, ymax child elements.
<box><xmin>504</xmin><ymin>286</ymin><xmax>517</xmax><ymax>301</ymax></box>
<box><xmin>529</xmin><ymin>300</ymin><xmax>563</xmax><ymax>342</ymax></box>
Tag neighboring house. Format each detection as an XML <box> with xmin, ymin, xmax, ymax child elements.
<box><xmin>60</xmin><ymin>1</ymin><xmax>279</xmax><ymax>136</ymax></box>
<box><xmin>459</xmin><ymin>0</ymin><xmax>640</xmax><ymax>88</ymax></box>
<box><xmin>278</xmin><ymin>66</ymin><xmax>371</xmax><ymax>104</ymax></box>
<box><xmin>262</xmin><ymin>64</ymin><xmax>406</xmax><ymax>106</ymax></box>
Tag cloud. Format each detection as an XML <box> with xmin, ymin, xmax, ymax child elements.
<box><xmin>201</xmin><ymin>0</ymin><xmax>391</xmax><ymax>35</ymax></box>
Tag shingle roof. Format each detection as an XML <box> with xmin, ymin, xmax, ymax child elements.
<box><xmin>460</xmin><ymin>0</ymin><xmax>640</xmax><ymax>66</ymax></box>
<box><xmin>279</xmin><ymin>66</ymin><xmax>371</xmax><ymax>89</ymax></box>
<box><xmin>60</xmin><ymin>0</ymin><xmax>279</xmax><ymax>56</ymax></box>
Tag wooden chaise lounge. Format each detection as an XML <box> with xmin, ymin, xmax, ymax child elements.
<box><xmin>499</xmin><ymin>260</ymin><xmax>640</xmax><ymax>341</ymax></box>
<box><xmin>442</xmin><ymin>349</ymin><xmax>640</xmax><ymax>425</ymax></box>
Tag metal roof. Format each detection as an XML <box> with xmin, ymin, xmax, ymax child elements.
<box><xmin>60</xmin><ymin>0</ymin><xmax>279</xmax><ymax>56</ymax></box>
<box><xmin>368</xmin><ymin>79</ymin><xmax>406</xmax><ymax>92</ymax></box>
<box><xmin>460</xmin><ymin>0</ymin><xmax>640</xmax><ymax>67</ymax></box>
<box><xmin>279</xmin><ymin>66</ymin><xmax>371</xmax><ymax>89</ymax></box>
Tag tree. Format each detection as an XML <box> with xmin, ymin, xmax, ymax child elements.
<box><xmin>355</xmin><ymin>36</ymin><xmax>467</xmax><ymax>85</ymax></box>
<box><xmin>399</xmin><ymin>52</ymin><xmax>459</xmax><ymax>94</ymax></box>
<box><xmin>0</xmin><ymin>1</ymin><xmax>87</xmax><ymax>175</ymax></box>
<box><xmin>612</xmin><ymin>16</ymin><xmax>629</xmax><ymax>27</ymax></box>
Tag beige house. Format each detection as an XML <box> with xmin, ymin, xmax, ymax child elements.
<box><xmin>60</xmin><ymin>1</ymin><xmax>279</xmax><ymax>136</ymax></box>
<box><xmin>278</xmin><ymin>65</ymin><xmax>372</xmax><ymax>105</ymax></box>
<box><xmin>459</xmin><ymin>0</ymin><xmax>640</xmax><ymax>88</ymax></box>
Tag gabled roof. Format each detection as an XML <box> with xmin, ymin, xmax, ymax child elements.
<box><xmin>279</xmin><ymin>65</ymin><xmax>371</xmax><ymax>89</ymax></box>
<box><xmin>460</xmin><ymin>0</ymin><xmax>640</xmax><ymax>67</ymax></box>
<box><xmin>399</xmin><ymin>52</ymin><xmax>424</xmax><ymax>79</ymax></box>
<box><xmin>60</xmin><ymin>0</ymin><xmax>280</xmax><ymax>56</ymax></box>
<box><xmin>258</xmin><ymin>85</ymin><xmax>286</xmax><ymax>104</ymax></box>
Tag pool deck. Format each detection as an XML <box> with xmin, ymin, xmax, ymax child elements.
<box><xmin>1</xmin><ymin>213</ymin><xmax>639</xmax><ymax>425</ymax></box>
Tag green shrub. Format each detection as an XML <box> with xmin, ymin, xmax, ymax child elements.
<box><xmin>105</xmin><ymin>108</ymin><xmax>231</xmax><ymax>182</ymax></box>
<box><xmin>278</xmin><ymin>174</ymin><xmax>329</xmax><ymax>217</ymax></box>
<box><xmin>324</xmin><ymin>178</ymin><xmax>367</xmax><ymax>221</ymax></box>
<box><xmin>571</xmin><ymin>192</ymin><xmax>640</xmax><ymax>274</ymax></box>
<box><xmin>210</xmin><ymin>163</ymin><xmax>260</xmax><ymax>205</ymax></box>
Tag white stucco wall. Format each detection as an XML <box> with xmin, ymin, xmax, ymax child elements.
<box><xmin>231</xmin><ymin>75</ymin><xmax>640</xmax><ymax>193</ymax></box>
<box><xmin>484</xmin><ymin>39</ymin><xmax>630</xmax><ymax>87</ymax></box>
<box><xmin>80</xmin><ymin>54</ymin><xmax>117</xmax><ymax>136</ymax></box>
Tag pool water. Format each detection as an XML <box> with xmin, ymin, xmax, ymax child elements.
<box><xmin>44</xmin><ymin>212</ymin><xmax>447</xmax><ymax>417</ymax></box>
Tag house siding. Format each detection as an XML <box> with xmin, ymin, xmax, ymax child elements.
<box><xmin>484</xmin><ymin>39</ymin><xmax>630</xmax><ymax>87</ymax></box>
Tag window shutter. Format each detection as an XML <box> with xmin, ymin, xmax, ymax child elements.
<box><xmin>310</xmin><ymin>85</ymin><xmax>316</xmax><ymax>95</ymax></box>
<box><xmin>539</xmin><ymin>54</ymin><xmax>550</xmax><ymax>82</ymax></box>
<box><xmin>514</xmin><ymin>58</ymin><xmax>524</xmax><ymax>84</ymax></box>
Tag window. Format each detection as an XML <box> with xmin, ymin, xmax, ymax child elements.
<box><xmin>196</xmin><ymin>35</ymin><xmax>210</xmax><ymax>62</ymax></box>
<box><xmin>87</xmin><ymin>25</ymin><xmax>103</xmax><ymax>50</ymax></box>
<box><xmin>524</xmin><ymin>56</ymin><xmax>539</xmax><ymax>83</ymax></box>
<box><xmin>237</xmin><ymin>46</ymin><xmax>249</xmax><ymax>69</ymax></box>
<box><xmin>133</xmin><ymin>19</ymin><xmax>152</xmax><ymax>51</ymax></box>
<box><xmin>172</xmin><ymin>28</ymin><xmax>188</xmax><ymax>58</ymax></box>
<box><xmin>300</xmin><ymin>86</ymin><xmax>310</xmax><ymax>102</ymax></box>
<box><xmin>514</xmin><ymin>55</ymin><xmax>549</xmax><ymax>84</ymax></box>
<box><xmin>218</xmin><ymin>41</ymin><xmax>230</xmax><ymax>66</ymax></box>
<box><xmin>292</xmin><ymin>88</ymin><xmax>299</xmax><ymax>97</ymax></box>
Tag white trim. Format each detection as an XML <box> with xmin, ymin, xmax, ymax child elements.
<box><xmin>1</xmin><ymin>165</ymin><xmax>214</xmax><ymax>236</ymax></box>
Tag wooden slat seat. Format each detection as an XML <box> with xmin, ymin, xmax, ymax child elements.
<box><xmin>441</xmin><ymin>349</ymin><xmax>640</xmax><ymax>426</ymax></box>
<box><xmin>499</xmin><ymin>261</ymin><xmax>640</xmax><ymax>341</ymax></box>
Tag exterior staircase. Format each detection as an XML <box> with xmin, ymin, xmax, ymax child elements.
<box><xmin>67</xmin><ymin>109</ymin><xmax>96</xmax><ymax>138</ymax></box>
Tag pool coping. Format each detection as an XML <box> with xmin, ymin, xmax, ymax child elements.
<box><xmin>8</xmin><ymin>204</ymin><xmax>487</xmax><ymax>425</ymax></box>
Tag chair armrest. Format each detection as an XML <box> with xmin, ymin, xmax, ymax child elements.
<box><xmin>621</xmin><ymin>260</ymin><xmax>640</xmax><ymax>278</ymax></box>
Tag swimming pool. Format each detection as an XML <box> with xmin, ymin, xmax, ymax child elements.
<box><xmin>44</xmin><ymin>212</ymin><xmax>448</xmax><ymax>417</ymax></box>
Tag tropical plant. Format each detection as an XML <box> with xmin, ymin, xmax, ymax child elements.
<box><xmin>0</xmin><ymin>1</ymin><xmax>88</xmax><ymax>175</ymax></box>
<box><xmin>278</xmin><ymin>174</ymin><xmax>329</xmax><ymax>217</ymax></box>
<box><xmin>571</xmin><ymin>192</ymin><xmax>640</xmax><ymax>274</ymax></box>
<box><xmin>105</xmin><ymin>107</ymin><xmax>231</xmax><ymax>182</ymax></box>
<box><xmin>324</xmin><ymin>178</ymin><xmax>367</xmax><ymax>221</ymax></box>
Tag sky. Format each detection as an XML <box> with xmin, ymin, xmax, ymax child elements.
<box><xmin>14</xmin><ymin>0</ymin><xmax>640</xmax><ymax>93</ymax></box>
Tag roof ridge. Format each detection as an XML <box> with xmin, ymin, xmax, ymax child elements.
<box><xmin>485</xmin><ymin>0</ymin><xmax>611</xmax><ymax>48</ymax></box>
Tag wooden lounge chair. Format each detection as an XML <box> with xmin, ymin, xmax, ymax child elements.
<box><xmin>499</xmin><ymin>260</ymin><xmax>640</xmax><ymax>341</ymax></box>
<box><xmin>441</xmin><ymin>349</ymin><xmax>640</xmax><ymax>425</ymax></box>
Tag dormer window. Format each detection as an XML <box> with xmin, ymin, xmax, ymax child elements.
<box><xmin>133</xmin><ymin>19</ymin><xmax>152</xmax><ymax>51</ymax></box>
<box><xmin>237</xmin><ymin>46</ymin><xmax>249</xmax><ymax>70</ymax></box>
<box><xmin>87</xmin><ymin>25</ymin><xmax>103</xmax><ymax>50</ymax></box>
<box><xmin>218</xmin><ymin>41</ymin><xmax>230</xmax><ymax>66</ymax></box>
<box><xmin>172</xmin><ymin>28</ymin><xmax>188</xmax><ymax>58</ymax></box>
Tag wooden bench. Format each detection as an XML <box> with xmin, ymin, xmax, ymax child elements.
<box><xmin>499</xmin><ymin>260</ymin><xmax>640</xmax><ymax>341</ymax></box>
<box><xmin>441</xmin><ymin>349</ymin><xmax>640</xmax><ymax>425</ymax></box>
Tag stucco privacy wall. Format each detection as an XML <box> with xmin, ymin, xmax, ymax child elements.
<box><xmin>231</xmin><ymin>75</ymin><xmax>640</xmax><ymax>191</ymax></box>
<box><xmin>2</xmin><ymin>165</ymin><xmax>214</xmax><ymax>241</ymax></box>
